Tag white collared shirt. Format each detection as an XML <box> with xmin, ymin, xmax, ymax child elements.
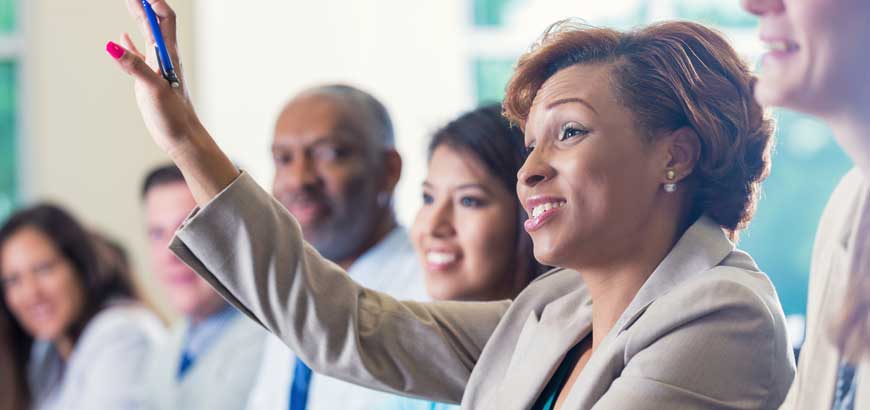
<box><xmin>245</xmin><ymin>226</ymin><xmax>427</xmax><ymax>410</ymax></box>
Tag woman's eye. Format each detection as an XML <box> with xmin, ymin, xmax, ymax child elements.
<box><xmin>559</xmin><ymin>122</ymin><xmax>589</xmax><ymax>141</ymax></box>
<box><xmin>459</xmin><ymin>197</ymin><xmax>484</xmax><ymax>208</ymax></box>
<box><xmin>1</xmin><ymin>275</ymin><xmax>18</xmax><ymax>289</ymax></box>
<box><xmin>34</xmin><ymin>260</ymin><xmax>57</xmax><ymax>276</ymax></box>
<box><xmin>421</xmin><ymin>192</ymin><xmax>434</xmax><ymax>205</ymax></box>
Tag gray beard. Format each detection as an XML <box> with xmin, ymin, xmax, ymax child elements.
<box><xmin>308</xmin><ymin>198</ymin><xmax>384</xmax><ymax>262</ymax></box>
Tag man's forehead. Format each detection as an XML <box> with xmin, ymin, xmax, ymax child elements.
<box><xmin>273</xmin><ymin>95</ymin><xmax>371</xmax><ymax>147</ymax></box>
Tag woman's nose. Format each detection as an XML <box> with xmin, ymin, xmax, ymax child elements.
<box><xmin>518</xmin><ymin>148</ymin><xmax>555</xmax><ymax>189</ymax></box>
<box><xmin>426</xmin><ymin>200</ymin><xmax>456</xmax><ymax>238</ymax></box>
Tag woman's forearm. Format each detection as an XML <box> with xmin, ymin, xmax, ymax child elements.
<box><xmin>167</xmin><ymin>123</ymin><xmax>240</xmax><ymax>206</ymax></box>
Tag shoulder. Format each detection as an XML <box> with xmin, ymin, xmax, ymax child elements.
<box><xmin>629</xmin><ymin>258</ymin><xmax>790</xmax><ymax>359</ymax></box>
<box><xmin>64</xmin><ymin>304</ymin><xmax>168</xmax><ymax>387</ymax></box>
<box><xmin>817</xmin><ymin>168</ymin><xmax>866</xmax><ymax>245</ymax></box>
<box><xmin>621</xmin><ymin>265</ymin><xmax>795</xmax><ymax>407</ymax></box>
<box><xmin>81</xmin><ymin>302</ymin><xmax>166</xmax><ymax>343</ymax></box>
<box><xmin>644</xmin><ymin>263</ymin><xmax>784</xmax><ymax>335</ymax></box>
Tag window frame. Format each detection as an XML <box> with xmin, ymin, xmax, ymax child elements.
<box><xmin>0</xmin><ymin>0</ymin><xmax>23</xmax><ymax>219</ymax></box>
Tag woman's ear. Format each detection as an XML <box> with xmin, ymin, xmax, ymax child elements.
<box><xmin>660</xmin><ymin>127</ymin><xmax>701</xmax><ymax>183</ymax></box>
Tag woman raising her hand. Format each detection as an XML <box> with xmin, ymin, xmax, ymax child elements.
<box><xmin>107</xmin><ymin>1</ymin><xmax>795</xmax><ymax>408</ymax></box>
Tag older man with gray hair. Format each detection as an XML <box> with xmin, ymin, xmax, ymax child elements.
<box><xmin>245</xmin><ymin>84</ymin><xmax>427</xmax><ymax>410</ymax></box>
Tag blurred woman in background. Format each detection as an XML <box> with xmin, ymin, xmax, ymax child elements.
<box><xmin>0</xmin><ymin>204</ymin><xmax>164</xmax><ymax>410</ymax></box>
<box><xmin>385</xmin><ymin>104</ymin><xmax>546</xmax><ymax>410</ymax></box>
<box><xmin>413</xmin><ymin>104</ymin><xmax>545</xmax><ymax>303</ymax></box>
<box><xmin>742</xmin><ymin>1</ymin><xmax>870</xmax><ymax>409</ymax></box>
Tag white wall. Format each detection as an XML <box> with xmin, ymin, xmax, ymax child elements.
<box><xmin>22</xmin><ymin>0</ymin><xmax>197</xmax><ymax>315</ymax></box>
<box><xmin>193</xmin><ymin>0</ymin><xmax>476</xmax><ymax>226</ymax></box>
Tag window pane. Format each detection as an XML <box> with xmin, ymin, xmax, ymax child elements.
<box><xmin>473</xmin><ymin>58</ymin><xmax>516</xmax><ymax>105</ymax></box>
<box><xmin>673</xmin><ymin>0</ymin><xmax>757</xmax><ymax>28</ymax></box>
<box><xmin>0</xmin><ymin>0</ymin><xmax>15</xmax><ymax>33</ymax></box>
<box><xmin>0</xmin><ymin>61</ymin><xmax>17</xmax><ymax>221</ymax></box>
<box><xmin>739</xmin><ymin>111</ymin><xmax>852</xmax><ymax>317</ymax></box>
<box><xmin>473</xmin><ymin>0</ymin><xmax>515</xmax><ymax>27</ymax></box>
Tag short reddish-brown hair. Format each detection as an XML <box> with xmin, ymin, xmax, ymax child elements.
<box><xmin>504</xmin><ymin>21</ymin><xmax>773</xmax><ymax>235</ymax></box>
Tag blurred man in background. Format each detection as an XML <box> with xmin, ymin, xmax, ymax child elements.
<box><xmin>141</xmin><ymin>164</ymin><xmax>267</xmax><ymax>410</ymax></box>
<box><xmin>246</xmin><ymin>84</ymin><xmax>427</xmax><ymax>410</ymax></box>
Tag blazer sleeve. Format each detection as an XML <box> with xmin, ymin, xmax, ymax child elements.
<box><xmin>591</xmin><ymin>277</ymin><xmax>795</xmax><ymax>410</ymax></box>
<box><xmin>169</xmin><ymin>172</ymin><xmax>510</xmax><ymax>403</ymax></box>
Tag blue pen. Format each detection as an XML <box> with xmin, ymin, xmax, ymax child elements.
<box><xmin>142</xmin><ymin>0</ymin><xmax>180</xmax><ymax>88</ymax></box>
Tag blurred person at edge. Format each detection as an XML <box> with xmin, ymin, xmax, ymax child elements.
<box><xmin>139</xmin><ymin>164</ymin><xmax>269</xmax><ymax>410</ymax></box>
<box><xmin>244</xmin><ymin>84</ymin><xmax>428</xmax><ymax>410</ymax></box>
<box><xmin>381</xmin><ymin>104</ymin><xmax>547</xmax><ymax>410</ymax></box>
<box><xmin>0</xmin><ymin>204</ymin><xmax>164</xmax><ymax>410</ymax></box>
<box><xmin>742</xmin><ymin>1</ymin><xmax>870</xmax><ymax>409</ymax></box>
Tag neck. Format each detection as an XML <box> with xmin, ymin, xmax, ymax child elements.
<box><xmin>189</xmin><ymin>301</ymin><xmax>228</xmax><ymax>326</ymax></box>
<box><xmin>54</xmin><ymin>336</ymin><xmax>74</xmax><ymax>361</ymax></box>
<box><xmin>574</xmin><ymin>208</ymin><xmax>683</xmax><ymax>348</ymax></box>
<box><xmin>336</xmin><ymin>214</ymin><xmax>397</xmax><ymax>270</ymax></box>
<box><xmin>825</xmin><ymin>106</ymin><xmax>870</xmax><ymax>178</ymax></box>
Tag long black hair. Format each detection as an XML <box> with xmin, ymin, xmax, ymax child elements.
<box><xmin>0</xmin><ymin>204</ymin><xmax>138</xmax><ymax>409</ymax></box>
<box><xmin>428</xmin><ymin>103</ymin><xmax>547</xmax><ymax>290</ymax></box>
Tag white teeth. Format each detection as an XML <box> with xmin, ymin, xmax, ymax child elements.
<box><xmin>765</xmin><ymin>40</ymin><xmax>798</xmax><ymax>53</ymax></box>
<box><xmin>531</xmin><ymin>201</ymin><xmax>566</xmax><ymax>218</ymax></box>
<box><xmin>427</xmin><ymin>251</ymin><xmax>457</xmax><ymax>265</ymax></box>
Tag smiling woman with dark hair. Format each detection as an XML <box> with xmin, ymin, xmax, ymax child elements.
<box><xmin>413</xmin><ymin>103</ymin><xmax>547</xmax><ymax>303</ymax></box>
<box><xmin>0</xmin><ymin>204</ymin><xmax>164</xmax><ymax>410</ymax></box>
<box><xmin>382</xmin><ymin>104</ymin><xmax>546</xmax><ymax>410</ymax></box>
<box><xmin>108</xmin><ymin>1</ymin><xmax>795</xmax><ymax>408</ymax></box>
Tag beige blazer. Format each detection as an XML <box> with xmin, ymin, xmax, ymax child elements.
<box><xmin>779</xmin><ymin>168</ymin><xmax>870</xmax><ymax>410</ymax></box>
<box><xmin>170</xmin><ymin>172</ymin><xmax>795</xmax><ymax>410</ymax></box>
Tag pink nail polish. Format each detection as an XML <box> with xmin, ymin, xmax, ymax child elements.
<box><xmin>106</xmin><ymin>41</ymin><xmax>125</xmax><ymax>60</ymax></box>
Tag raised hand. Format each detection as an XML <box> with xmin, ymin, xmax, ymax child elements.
<box><xmin>107</xmin><ymin>0</ymin><xmax>239</xmax><ymax>205</ymax></box>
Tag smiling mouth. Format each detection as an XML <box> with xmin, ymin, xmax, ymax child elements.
<box><xmin>530</xmin><ymin>201</ymin><xmax>566</xmax><ymax>218</ymax></box>
<box><xmin>425</xmin><ymin>250</ymin><xmax>460</xmax><ymax>271</ymax></box>
<box><xmin>26</xmin><ymin>302</ymin><xmax>56</xmax><ymax>323</ymax></box>
<box><xmin>762</xmin><ymin>39</ymin><xmax>800</xmax><ymax>55</ymax></box>
<box><xmin>525</xmin><ymin>200</ymin><xmax>567</xmax><ymax>232</ymax></box>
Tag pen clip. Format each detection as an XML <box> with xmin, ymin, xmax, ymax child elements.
<box><xmin>155</xmin><ymin>46</ymin><xmax>169</xmax><ymax>80</ymax></box>
<box><xmin>155</xmin><ymin>46</ymin><xmax>181</xmax><ymax>88</ymax></box>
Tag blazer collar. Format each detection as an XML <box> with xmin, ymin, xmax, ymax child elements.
<box><xmin>613</xmin><ymin>215</ymin><xmax>735</xmax><ymax>335</ymax></box>
<box><xmin>495</xmin><ymin>279</ymin><xmax>592</xmax><ymax>410</ymax></box>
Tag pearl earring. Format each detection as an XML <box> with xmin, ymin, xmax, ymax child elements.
<box><xmin>664</xmin><ymin>169</ymin><xmax>677</xmax><ymax>193</ymax></box>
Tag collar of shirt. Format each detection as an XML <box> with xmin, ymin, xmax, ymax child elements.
<box><xmin>345</xmin><ymin>225</ymin><xmax>420</xmax><ymax>293</ymax></box>
<box><xmin>181</xmin><ymin>304</ymin><xmax>238</xmax><ymax>358</ymax></box>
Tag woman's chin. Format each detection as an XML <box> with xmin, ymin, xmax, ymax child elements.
<box><xmin>532</xmin><ymin>246</ymin><xmax>564</xmax><ymax>269</ymax></box>
<box><xmin>753</xmin><ymin>76</ymin><xmax>807</xmax><ymax>112</ymax></box>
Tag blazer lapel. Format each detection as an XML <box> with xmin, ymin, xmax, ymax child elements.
<box><xmin>560</xmin><ymin>216</ymin><xmax>738</xmax><ymax>410</ymax></box>
<box><xmin>614</xmin><ymin>216</ymin><xmax>735</xmax><ymax>336</ymax></box>
<box><xmin>495</xmin><ymin>288</ymin><xmax>592</xmax><ymax>410</ymax></box>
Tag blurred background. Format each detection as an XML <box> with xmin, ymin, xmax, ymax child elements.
<box><xmin>0</xmin><ymin>0</ymin><xmax>853</xmax><ymax>347</ymax></box>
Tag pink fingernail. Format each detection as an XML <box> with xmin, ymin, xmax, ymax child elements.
<box><xmin>106</xmin><ymin>41</ymin><xmax>125</xmax><ymax>60</ymax></box>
